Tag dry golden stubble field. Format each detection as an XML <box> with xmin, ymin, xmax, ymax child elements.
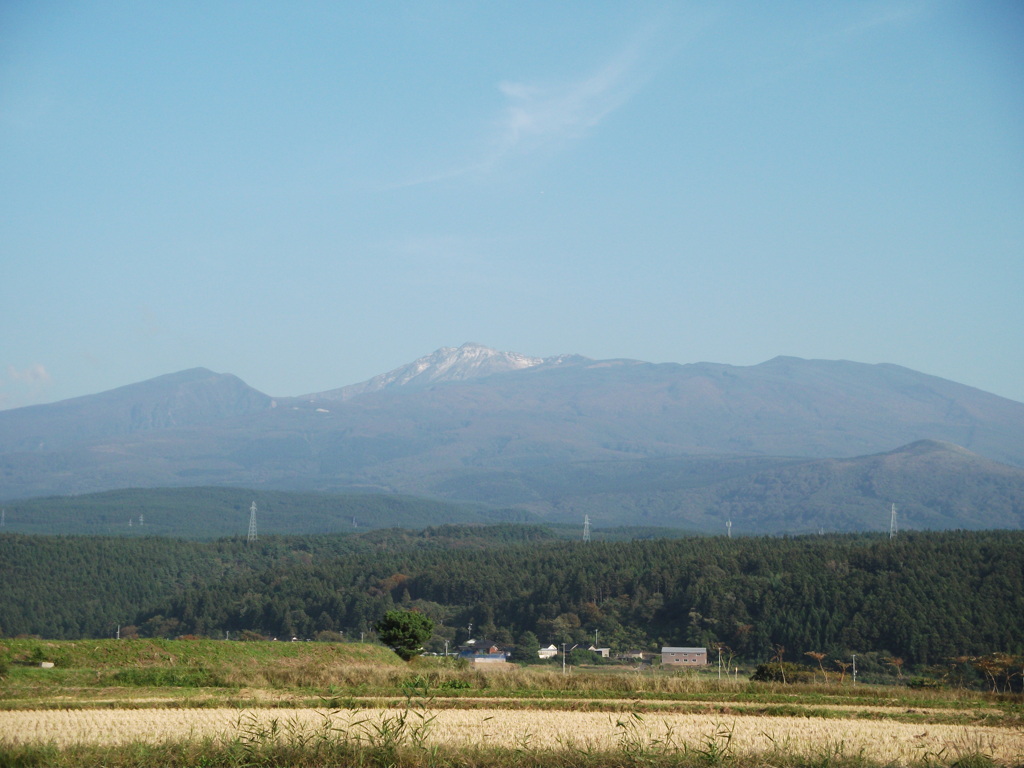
<box><xmin>1</xmin><ymin>706</ymin><xmax>1022</xmax><ymax>764</ymax></box>
<box><xmin>3</xmin><ymin>643</ymin><xmax>1022</xmax><ymax>765</ymax></box>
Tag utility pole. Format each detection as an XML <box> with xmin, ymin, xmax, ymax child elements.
<box><xmin>889</xmin><ymin>504</ymin><xmax>897</xmax><ymax>539</ymax></box>
<box><xmin>726</xmin><ymin>519</ymin><xmax>732</xmax><ymax>538</ymax></box>
<box><xmin>562</xmin><ymin>643</ymin><xmax>579</xmax><ymax>674</ymax></box>
<box><xmin>718</xmin><ymin>646</ymin><xmax>722</xmax><ymax>680</ymax></box>
<box><xmin>852</xmin><ymin>654</ymin><xmax>857</xmax><ymax>685</ymax></box>
<box><xmin>583</xmin><ymin>515</ymin><xmax>591</xmax><ymax>542</ymax></box>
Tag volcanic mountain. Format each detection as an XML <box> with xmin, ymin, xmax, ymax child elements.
<box><xmin>1</xmin><ymin>343</ymin><xmax>1023</xmax><ymax>532</ymax></box>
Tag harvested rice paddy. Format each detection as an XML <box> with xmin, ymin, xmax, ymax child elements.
<box><xmin>2</xmin><ymin>706</ymin><xmax>1022</xmax><ymax>765</ymax></box>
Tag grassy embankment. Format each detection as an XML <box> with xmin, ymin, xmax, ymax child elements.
<box><xmin>1</xmin><ymin>639</ymin><xmax>1022</xmax><ymax>767</ymax></box>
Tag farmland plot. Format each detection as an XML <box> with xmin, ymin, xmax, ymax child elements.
<box><xmin>2</xmin><ymin>707</ymin><xmax>1022</xmax><ymax>765</ymax></box>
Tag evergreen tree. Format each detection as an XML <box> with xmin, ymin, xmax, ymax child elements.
<box><xmin>513</xmin><ymin>631</ymin><xmax>541</xmax><ymax>663</ymax></box>
<box><xmin>375</xmin><ymin>609</ymin><xmax>434</xmax><ymax>661</ymax></box>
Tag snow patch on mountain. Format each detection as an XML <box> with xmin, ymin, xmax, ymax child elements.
<box><xmin>310</xmin><ymin>343</ymin><xmax>554</xmax><ymax>401</ymax></box>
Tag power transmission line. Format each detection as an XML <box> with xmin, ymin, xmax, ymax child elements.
<box><xmin>248</xmin><ymin>501</ymin><xmax>258</xmax><ymax>543</ymax></box>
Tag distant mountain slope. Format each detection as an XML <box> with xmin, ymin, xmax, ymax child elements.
<box><xmin>472</xmin><ymin>440</ymin><xmax>1024</xmax><ymax>533</ymax></box>
<box><xmin>0</xmin><ymin>368</ymin><xmax>272</xmax><ymax>453</ymax></box>
<box><xmin>2</xmin><ymin>345</ymin><xmax>1024</xmax><ymax>533</ymax></box>
<box><xmin>276</xmin><ymin>352</ymin><xmax>1024</xmax><ymax>476</ymax></box>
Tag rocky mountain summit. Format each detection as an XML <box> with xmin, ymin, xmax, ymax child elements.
<box><xmin>307</xmin><ymin>342</ymin><xmax>576</xmax><ymax>401</ymax></box>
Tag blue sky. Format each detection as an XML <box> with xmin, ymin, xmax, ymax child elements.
<box><xmin>2</xmin><ymin>1</ymin><xmax>1022</xmax><ymax>409</ymax></box>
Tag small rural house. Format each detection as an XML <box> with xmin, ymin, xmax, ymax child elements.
<box><xmin>538</xmin><ymin>644</ymin><xmax>558</xmax><ymax>660</ymax></box>
<box><xmin>459</xmin><ymin>643</ymin><xmax>510</xmax><ymax>665</ymax></box>
<box><xmin>617</xmin><ymin>650</ymin><xmax>647</xmax><ymax>661</ymax></box>
<box><xmin>661</xmin><ymin>646</ymin><xmax>708</xmax><ymax>666</ymax></box>
<box><xmin>588</xmin><ymin>646</ymin><xmax>611</xmax><ymax>658</ymax></box>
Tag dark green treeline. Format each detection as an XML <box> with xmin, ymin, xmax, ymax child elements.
<box><xmin>2</xmin><ymin>528</ymin><xmax>1021</xmax><ymax>667</ymax></box>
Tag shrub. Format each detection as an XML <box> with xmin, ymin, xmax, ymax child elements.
<box><xmin>908</xmin><ymin>676</ymin><xmax>943</xmax><ymax>689</ymax></box>
<box><xmin>749</xmin><ymin>661</ymin><xmax>814</xmax><ymax>684</ymax></box>
<box><xmin>112</xmin><ymin>667</ymin><xmax>226</xmax><ymax>687</ymax></box>
<box><xmin>438</xmin><ymin>678</ymin><xmax>472</xmax><ymax>690</ymax></box>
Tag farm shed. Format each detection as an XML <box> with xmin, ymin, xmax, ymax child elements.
<box><xmin>459</xmin><ymin>643</ymin><xmax>510</xmax><ymax>665</ymax></box>
<box><xmin>661</xmin><ymin>646</ymin><xmax>708</xmax><ymax>666</ymax></box>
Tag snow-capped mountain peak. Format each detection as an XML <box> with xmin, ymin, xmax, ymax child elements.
<box><xmin>311</xmin><ymin>343</ymin><xmax>548</xmax><ymax>401</ymax></box>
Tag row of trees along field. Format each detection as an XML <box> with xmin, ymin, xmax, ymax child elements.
<box><xmin>1</xmin><ymin>528</ymin><xmax>1021</xmax><ymax>671</ymax></box>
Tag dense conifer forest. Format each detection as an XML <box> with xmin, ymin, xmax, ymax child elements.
<box><xmin>0</xmin><ymin>487</ymin><xmax>533</xmax><ymax>537</ymax></box>
<box><xmin>2</xmin><ymin>528</ymin><xmax>1021</xmax><ymax>673</ymax></box>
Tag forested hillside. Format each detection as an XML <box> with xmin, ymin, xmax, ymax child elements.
<box><xmin>2</xmin><ymin>528</ymin><xmax>1021</xmax><ymax>670</ymax></box>
<box><xmin>0</xmin><ymin>487</ymin><xmax>534</xmax><ymax>537</ymax></box>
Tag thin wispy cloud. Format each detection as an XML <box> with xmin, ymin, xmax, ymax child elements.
<box><xmin>750</xmin><ymin>3</ymin><xmax>928</xmax><ymax>90</ymax></box>
<box><xmin>2</xmin><ymin>363</ymin><xmax>52</xmax><ymax>409</ymax></box>
<box><xmin>8</xmin><ymin>363</ymin><xmax>51</xmax><ymax>387</ymax></box>
<box><xmin>486</xmin><ymin>37</ymin><xmax>649</xmax><ymax>166</ymax></box>
<box><xmin>388</xmin><ymin>26</ymin><xmax>663</xmax><ymax>189</ymax></box>
<box><xmin>839</xmin><ymin>2</ymin><xmax>926</xmax><ymax>38</ymax></box>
